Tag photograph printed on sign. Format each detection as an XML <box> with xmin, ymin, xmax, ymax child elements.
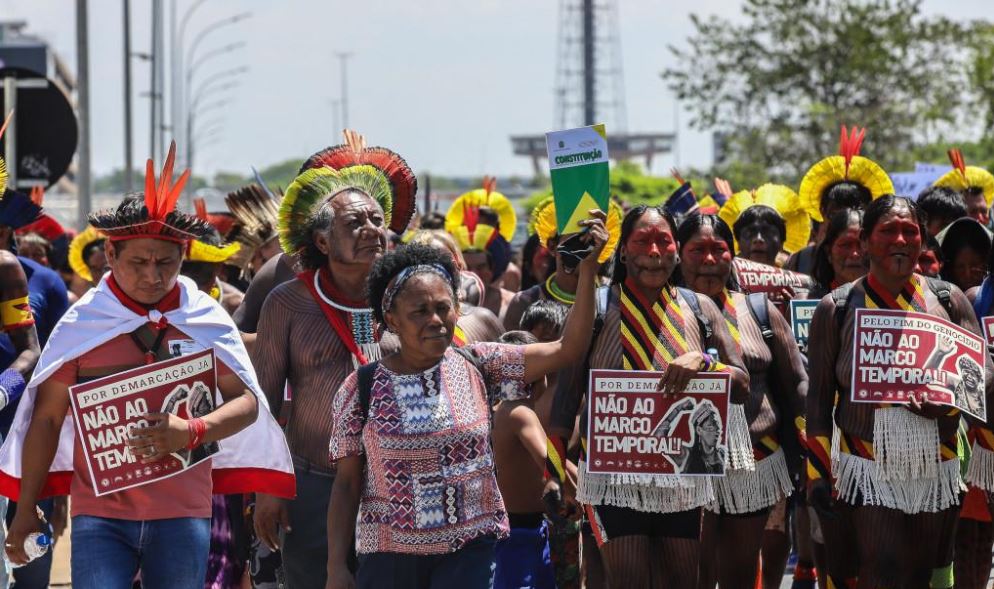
<box><xmin>851</xmin><ymin>308</ymin><xmax>987</xmax><ymax>421</ymax></box>
<box><xmin>585</xmin><ymin>370</ymin><xmax>731</xmax><ymax>477</ymax></box>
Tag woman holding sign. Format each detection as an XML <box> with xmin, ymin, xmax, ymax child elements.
<box><xmin>806</xmin><ymin>195</ymin><xmax>994</xmax><ymax>589</ymax></box>
<box><xmin>325</xmin><ymin>211</ymin><xmax>607</xmax><ymax>589</ymax></box>
<box><xmin>549</xmin><ymin>204</ymin><xmax>749</xmax><ymax>589</ymax></box>
<box><xmin>676</xmin><ymin>214</ymin><xmax>807</xmax><ymax>589</ymax></box>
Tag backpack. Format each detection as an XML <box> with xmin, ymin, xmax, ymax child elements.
<box><xmin>744</xmin><ymin>292</ymin><xmax>774</xmax><ymax>345</ymax></box>
<box><xmin>832</xmin><ymin>276</ymin><xmax>954</xmax><ymax>328</ymax></box>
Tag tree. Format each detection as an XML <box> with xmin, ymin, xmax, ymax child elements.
<box><xmin>664</xmin><ymin>0</ymin><xmax>966</xmax><ymax>185</ymax></box>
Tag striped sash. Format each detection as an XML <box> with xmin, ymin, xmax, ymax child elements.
<box><xmin>863</xmin><ymin>273</ymin><xmax>926</xmax><ymax>312</ymax></box>
<box><xmin>619</xmin><ymin>279</ymin><xmax>688</xmax><ymax>370</ymax></box>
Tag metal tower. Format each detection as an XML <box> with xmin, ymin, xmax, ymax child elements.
<box><xmin>554</xmin><ymin>0</ymin><xmax>627</xmax><ymax>132</ymax></box>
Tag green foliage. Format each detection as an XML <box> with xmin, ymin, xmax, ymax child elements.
<box><xmin>664</xmin><ymin>0</ymin><xmax>969</xmax><ymax>184</ymax></box>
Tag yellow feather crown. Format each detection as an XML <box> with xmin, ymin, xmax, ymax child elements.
<box><xmin>528</xmin><ymin>195</ymin><xmax>623</xmax><ymax>264</ymax></box>
<box><xmin>68</xmin><ymin>226</ymin><xmax>105</xmax><ymax>283</ymax></box>
<box><xmin>187</xmin><ymin>239</ymin><xmax>241</xmax><ymax>263</ymax></box>
<box><xmin>718</xmin><ymin>184</ymin><xmax>812</xmax><ymax>254</ymax></box>
<box><xmin>933</xmin><ymin>166</ymin><xmax>994</xmax><ymax>208</ymax></box>
<box><xmin>444</xmin><ymin>184</ymin><xmax>517</xmax><ymax>244</ymax></box>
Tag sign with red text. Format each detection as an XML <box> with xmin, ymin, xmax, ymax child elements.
<box><xmin>982</xmin><ymin>316</ymin><xmax>994</xmax><ymax>353</ymax></box>
<box><xmin>733</xmin><ymin>257</ymin><xmax>812</xmax><ymax>312</ymax></box>
<box><xmin>851</xmin><ymin>309</ymin><xmax>986</xmax><ymax>421</ymax></box>
<box><xmin>586</xmin><ymin>370</ymin><xmax>730</xmax><ymax>476</ymax></box>
<box><xmin>68</xmin><ymin>349</ymin><xmax>219</xmax><ymax>496</ymax></box>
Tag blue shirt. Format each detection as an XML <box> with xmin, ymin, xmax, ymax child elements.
<box><xmin>0</xmin><ymin>257</ymin><xmax>69</xmax><ymax>434</ymax></box>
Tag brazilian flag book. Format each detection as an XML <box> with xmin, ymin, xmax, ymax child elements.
<box><xmin>545</xmin><ymin>124</ymin><xmax>610</xmax><ymax>235</ymax></box>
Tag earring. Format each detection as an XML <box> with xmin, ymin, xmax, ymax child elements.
<box><xmin>619</xmin><ymin>253</ymin><xmax>627</xmax><ymax>263</ymax></box>
<box><xmin>674</xmin><ymin>254</ymin><xmax>682</xmax><ymax>265</ymax></box>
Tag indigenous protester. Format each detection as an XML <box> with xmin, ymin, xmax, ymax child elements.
<box><xmin>67</xmin><ymin>226</ymin><xmax>108</xmax><ymax>296</ymax></box>
<box><xmin>492</xmin><ymin>330</ymin><xmax>559</xmax><ymax>589</ymax></box>
<box><xmin>0</xmin><ymin>251</ymin><xmax>40</xmax><ymax>588</ymax></box>
<box><xmin>0</xmin><ymin>143</ymin><xmax>294</xmax><ymax>589</ymax></box>
<box><xmin>806</xmin><ymin>195</ymin><xmax>994</xmax><ymax>588</ymax></box>
<box><xmin>933</xmin><ymin>149</ymin><xmax>994</xmax><ymax>227</ymax></box>
<box><xmin>16</xmin><ymin>187</ymin><xmax>70</xmax><ymax>274</ymax></box>
<box><xmin>676</xmin><ymin>214</ymin><xmax>806</xmax><ymax>589</ymax></box>
<box><xmin>788</xmin><ymin>126</ymin><xmax>894</xmax><ymax>275</ymax></box>
<box><xmin>326</xmin><ymin>216</ymin><xmax>607</xmax><ymax>588</ymax></box>
<box><xmin>224</xmin><ymin>183</ymin><xmax>282</xmax><ymax>282</ymax></box>
<box><xmin>405</xmin><ymin>229</ymin><xmax>504</xmax><ymax>344</ymax></box>
<box><xmin>550</xmin><ymin>204</ymin><xmax>749</xmax><ymax>588</ymax></box>
<box><xmin>937</xmin><ymin>216</ymin><xmax>992</xmax><ymax>293</ymax></box>
<box><xmin>717</xmin><ymin>183</ymin><xmax>811</xmax><ymax>268</ymax></box>
<box><xmin>917</xmin><ymin>235</ymin><xmax>944</xmax><ymax>278</ymax></box>
<box><xmin>15</xmin><ymin>233</ymin><xmax>51</xmax><ymax>269</ymax></box>
<box><xmin>917</xmin><ymin>186</ymin><xmax>968</xmax><ymax>238</ymax></box>
<box><xmin>810</xmin><ymin>209</ymin><xmax>867</xmax><ymax>298</ymax></box>
<box><xmin>503</xmin><ymin>195</ymin><xmax>622</xmax><ymax>331</ymax></box>
<box><xmin>182</xmin><ymin>208</ymin><xmax>244</xmax><ymax>315</ymax></box>
<box><xmin>251</xmin><ymin>130</ymin><xmax>417</xmax><ymax>589</ymax></box>
<box><xmin>520</xmin><ymin>233</ymin><xmax>554</xmax><ymax>291</ymax></box>
<box><xmin>444</xmin><ymin>177</ymin><xmax>518</xmax><ymax>319</ymax></box>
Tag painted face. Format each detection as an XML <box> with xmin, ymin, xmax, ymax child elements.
<box><xmin>385</xmin><ymin>273</ymin><xmax>459</xmax><ymax>360</ymax></box>
<box><xmin>680</xmin><ymin>224</ymin><xmax>733</xmax><ymax>298</ymax></box>
<box><xmin>950</xmin><ymin>246</ymin><xmax>987</xmax><ymax>291</ymax></box>
<box><xmin>106</xmin><ymin>238</ymin><xmax>184</xmax><ymax>305</ymax></box>
<box><xmin>863</xmin><ymin>204</ymin><xmax>922</xmax><ymax>279</ymax></box>
<box><xmin>829</xmin><ymin>225</ymin><xmax>866</xmax><ymax>284</ymax></box>
<box><xmin>964</xmin><ymin>192</ymin><xmax>990</xmax><ymax>225</ymax></box>
<box><xmin>530</xmin><ymin>245</ymin><xmax>552</xmax><ymax>283</ymax></box>
<box><xmin>915</xmin><ymin>248</ymin><xmax>942</xmax><ymax>277</ymax></box>
<box><xmin>463</xmin><ymin>251</ymin><xmax>494</xmax><ymax>285</ymax></box>
<box><xmin>622</xmin><ymin>210</ymin><xmax>678</xmax><ymax>292</ymax></box>
<box><xmin>737</xmin><ymin>219</ymin><xmax>783</xmax><ymax>266</ymax></box>
<box><xmin>319</xmin><ymin>191</ymin><xmax>387</xmax><ymax>267</ymax></box>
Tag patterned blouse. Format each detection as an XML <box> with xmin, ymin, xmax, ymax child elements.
<box><xmin>329</xmin><ymin>343</ymin><xmax>529</xmax><ymax>555</ymax></box>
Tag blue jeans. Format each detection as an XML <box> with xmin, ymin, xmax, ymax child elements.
<box><xmin>70</xmin><ymin>515</ymin><xmax>210</xmax><ymax>589</ymax></box>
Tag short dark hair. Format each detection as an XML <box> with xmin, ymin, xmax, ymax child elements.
<box><xmin>520</xmin><ymin>234</ymin><xmax>551</xmax><ymax>290</ymax></box>
<box><xmin>916</xmin><ymin>186</ymin><xmax>966</xmax><ymax>229</ymax></box>
<box><xmin>861</xmin><ymin>195</ymin><xmax>926</xmax><ymax>241</ymax></box>
<box><xmin>674</xmin><ymin>213</ymin><xmax>738</xmax><ymax>291</ymax></box>
<box><xmin>500</xmin><ymin>330</ymin><xmax>538</xmax><ymax>345</ymax></box>
<box><xmin>813</xmin><ymin>208</ymin><xmax>863</xmax><ymax>289</ymax></box>
<box><xmin>367</xmin><ymin>243</ymin><xmax>460</xmax><ymax>324</ymax></box>
<box><xmin>823</xmin><ymin>181</ymin><xmax>872</xmax><ymax>214</ymax></box>
<box><xmin>732</xmin><ymin>205</ymin><xmax>786</xmax><ymax>244</ymax></box>
<box><xmin>81</xmin><ymin>238</ymin><xmax>106</xmax><ymax>264</ymax></box>
<box><xmin>612</xmin><ymin>204</ymin><xmax>676</xmax><ymax>285</ymax></box>
<box><xmin>299</xmin><ymin>202</ymin><xmax>334</xmax><ymax>271</ymax></box>
<box><xmin>519</xmin><ymin>299</ymin><xmax>569</xmax><ymax>334</ymax></box>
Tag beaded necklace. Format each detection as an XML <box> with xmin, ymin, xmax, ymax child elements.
<box><xmin>544</xmin><ymin>273</ymin><xmax>576</xmax><ymax>305</ymax></box>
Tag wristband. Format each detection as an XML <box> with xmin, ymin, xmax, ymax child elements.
<box><xmin>806</xmin><ymin>434</ymin><xmax>832</xmax><ymax>484</ymax></box>
<box><xmin>186</xmin><ymin>417</ymin><xmax>207</xmax><ymax>450</ymax></box>
<box><xmin>0</xmin><ymin>368</ymin><xmax>26</xmax><ymax>411</ymax></box>
<box><xmin>544</xmin><ymin>436</ymin><xmax>567</xmax><ymax>484</ymax></box>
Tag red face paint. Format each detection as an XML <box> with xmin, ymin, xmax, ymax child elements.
<box><xmin>626</xmin><ymin>227</ymin><xmax>677</xmax><ymax>257</ymax></box>
<box><xmin>866</xmin><ymin>208</ymin><xmax>922</xmax><ymax>277</ymax></box>
<box><xmin>915</xmin><ymin>249</ymin><xmax>942</xmax><ymax>277</ymax></box>
<box><xmin>681</xmin><ymin>229</ymin><xmax>733</xmax><ymax>297</ymax></box>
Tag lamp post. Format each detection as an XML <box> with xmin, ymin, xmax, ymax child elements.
<box><xmin>172</xmin><ymin>0</ymin><xmax>208</xmax><ymax>151</ymax></box>
<box><xmin>186</xmin><ymin>98</ymin><xmax>230</xmax><ymax>175</ymax></box>
<box><xmin>189</xmin><ymin>66</ymin><xmax>247</xmax><ymax>107</ymax></box>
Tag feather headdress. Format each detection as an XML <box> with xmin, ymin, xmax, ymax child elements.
<box><xmin>932</xmin><ymin>149</ymin><xmax>994</xmax><ymax>208</ymax></box>
<box><xmin>225</xmin><ymin>183</ymin><xmax>280</xmax><ymax>274</ymax></box>
<box><xmin>298</xmin><ymin>129</ymin><xmax>417</xmax><ymax>233</ymax></box>
<box><xmin>798</xmin><ymin>125</ymin><xmax>893</xmax><ymax>222</ymax></box>
<box><xmin>0</xmin><ymin>188</ymin><xmax>42</xmax><ymax>231</ymax></box>
<box><xmin>528</xmin><ymin>195</ymin><xmax>622</xmax><ymax>264</ymax></box>
<box><xmin>186</xmin><ymin>198</ymin><xmax>240</xmax><ymax>263</ymax></box>
<box><xmin>68</xmin><ymin>226</ymin><xmax>106</xmax><ymax>283</ymax></box>
<box><xmin>718</xmin><ymin>183</ymin><xmax>812</xmax><ymax>254</ymax></box>
<box><xmin>444</xmin><ymin>176</ymin><xmax>517</xmax><ymax>279</ymax></box>
<box><xmin>90</xmin><ymin>141</ymin><xmax>213</xmax><ymax>242</ymax></box>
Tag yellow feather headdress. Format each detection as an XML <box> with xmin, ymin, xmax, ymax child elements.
<box><xmin>718</xmin><ymin>183</ymin><xmax>812</xmax><ymax>254</ymax></box>
<box><xmin>798</xmin><ymin>126</ymin><xmax>893</xmax><ymax>222</ymax></box>
<box><xmin>933</xmin><ymin>149</ymin><xmax>994</xmax><ymax>208</ymax></box>
<box><xmin>68</xmin><ymin>226</ymin><xmax>105</xmax><ymax>283</ymax></box>
<box><xmin>444</xmin><ymin>176</ymin><xmax>517</xmax><ymax>245</ymax></box>
<box><xmin>528</xmin><ymin>195</ymin><xmax>622</xmax><ymax>264</ymax></box>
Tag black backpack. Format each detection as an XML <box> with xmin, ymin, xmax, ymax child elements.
<box><xmin>831</xmin><ymin>276</ymin><xmax>954</xmax><ymax>328</ymax></box>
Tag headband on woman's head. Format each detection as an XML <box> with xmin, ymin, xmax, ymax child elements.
<box><xmin>381</xmin><ymin>264</ymin><xmax>454</xmax><ymax>317</ymax></box>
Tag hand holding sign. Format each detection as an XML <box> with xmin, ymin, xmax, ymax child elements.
<box><xmin>656</xmin><ymin>352</ymin><xmax>707</xmax><ymax>396</ymax></box>
<box><xmin>127</xmin><ymin>412</ymin><xmax>194</xmax><ymax>464</ymax></box>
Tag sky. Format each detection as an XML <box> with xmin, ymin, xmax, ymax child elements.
<box><xmin>0</xmin><ymin>0</ymin><xmax>991</xmax><ymax>182</ymax></box>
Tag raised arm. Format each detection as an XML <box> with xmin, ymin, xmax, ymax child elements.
<box><xmin>522</xmin><ymin>211</ymin><xmax>608</xmax><ymax>384</ymax></box>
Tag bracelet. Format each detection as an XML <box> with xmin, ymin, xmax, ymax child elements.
<box><xmin>544</xmin><ymin>436</ymin><xmax>567</xmax><ymax>483</ymax></box>
<box><xmin>186</xmin><ymin>418</ymin><xmax>207</xmax><ymax>450</ymax></box>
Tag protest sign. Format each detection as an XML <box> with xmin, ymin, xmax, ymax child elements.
<box><xmin>851</xmin><ymin>309</ymin><xmax>986</xmax><ymax>420</ymax></box>
<box><xmin>586</xmin><ymin>370</ymin><xmax>730</xmax><ymax>477</ymax></box>
<box><xmin>790</xmin><ymin>300</ymin><xmax>819</xmax><ymax>345</ymax></box>
<box><xmin>68</xmin><ymin>349</ymin><xmax>219</xmax><ymax>496</ymax></box>
<box><xmin>733</xmin><ymin>257</ymin><xmax>812</xmax><ymax>311</ymax></box>
<box><xmin>983</xmin><ymin>316</ymin><xmax>994</xmax><ymax>352</ymax></box>
<box><xmin>546</xmin><ymin>124</ymin><xmax>610</xmax><ymax>235</ymax></box>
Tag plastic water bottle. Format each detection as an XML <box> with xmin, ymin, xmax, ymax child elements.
<box><xmin>11</xmin><ymin>533</ymin><xmax>50</xmax><ymax>568</ymax></box>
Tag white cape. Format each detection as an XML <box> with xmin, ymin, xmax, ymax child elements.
<box><xmin>0</xmin><ymin>275</ymin><xmax>295</xmax><ymax>499</ymax></box>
